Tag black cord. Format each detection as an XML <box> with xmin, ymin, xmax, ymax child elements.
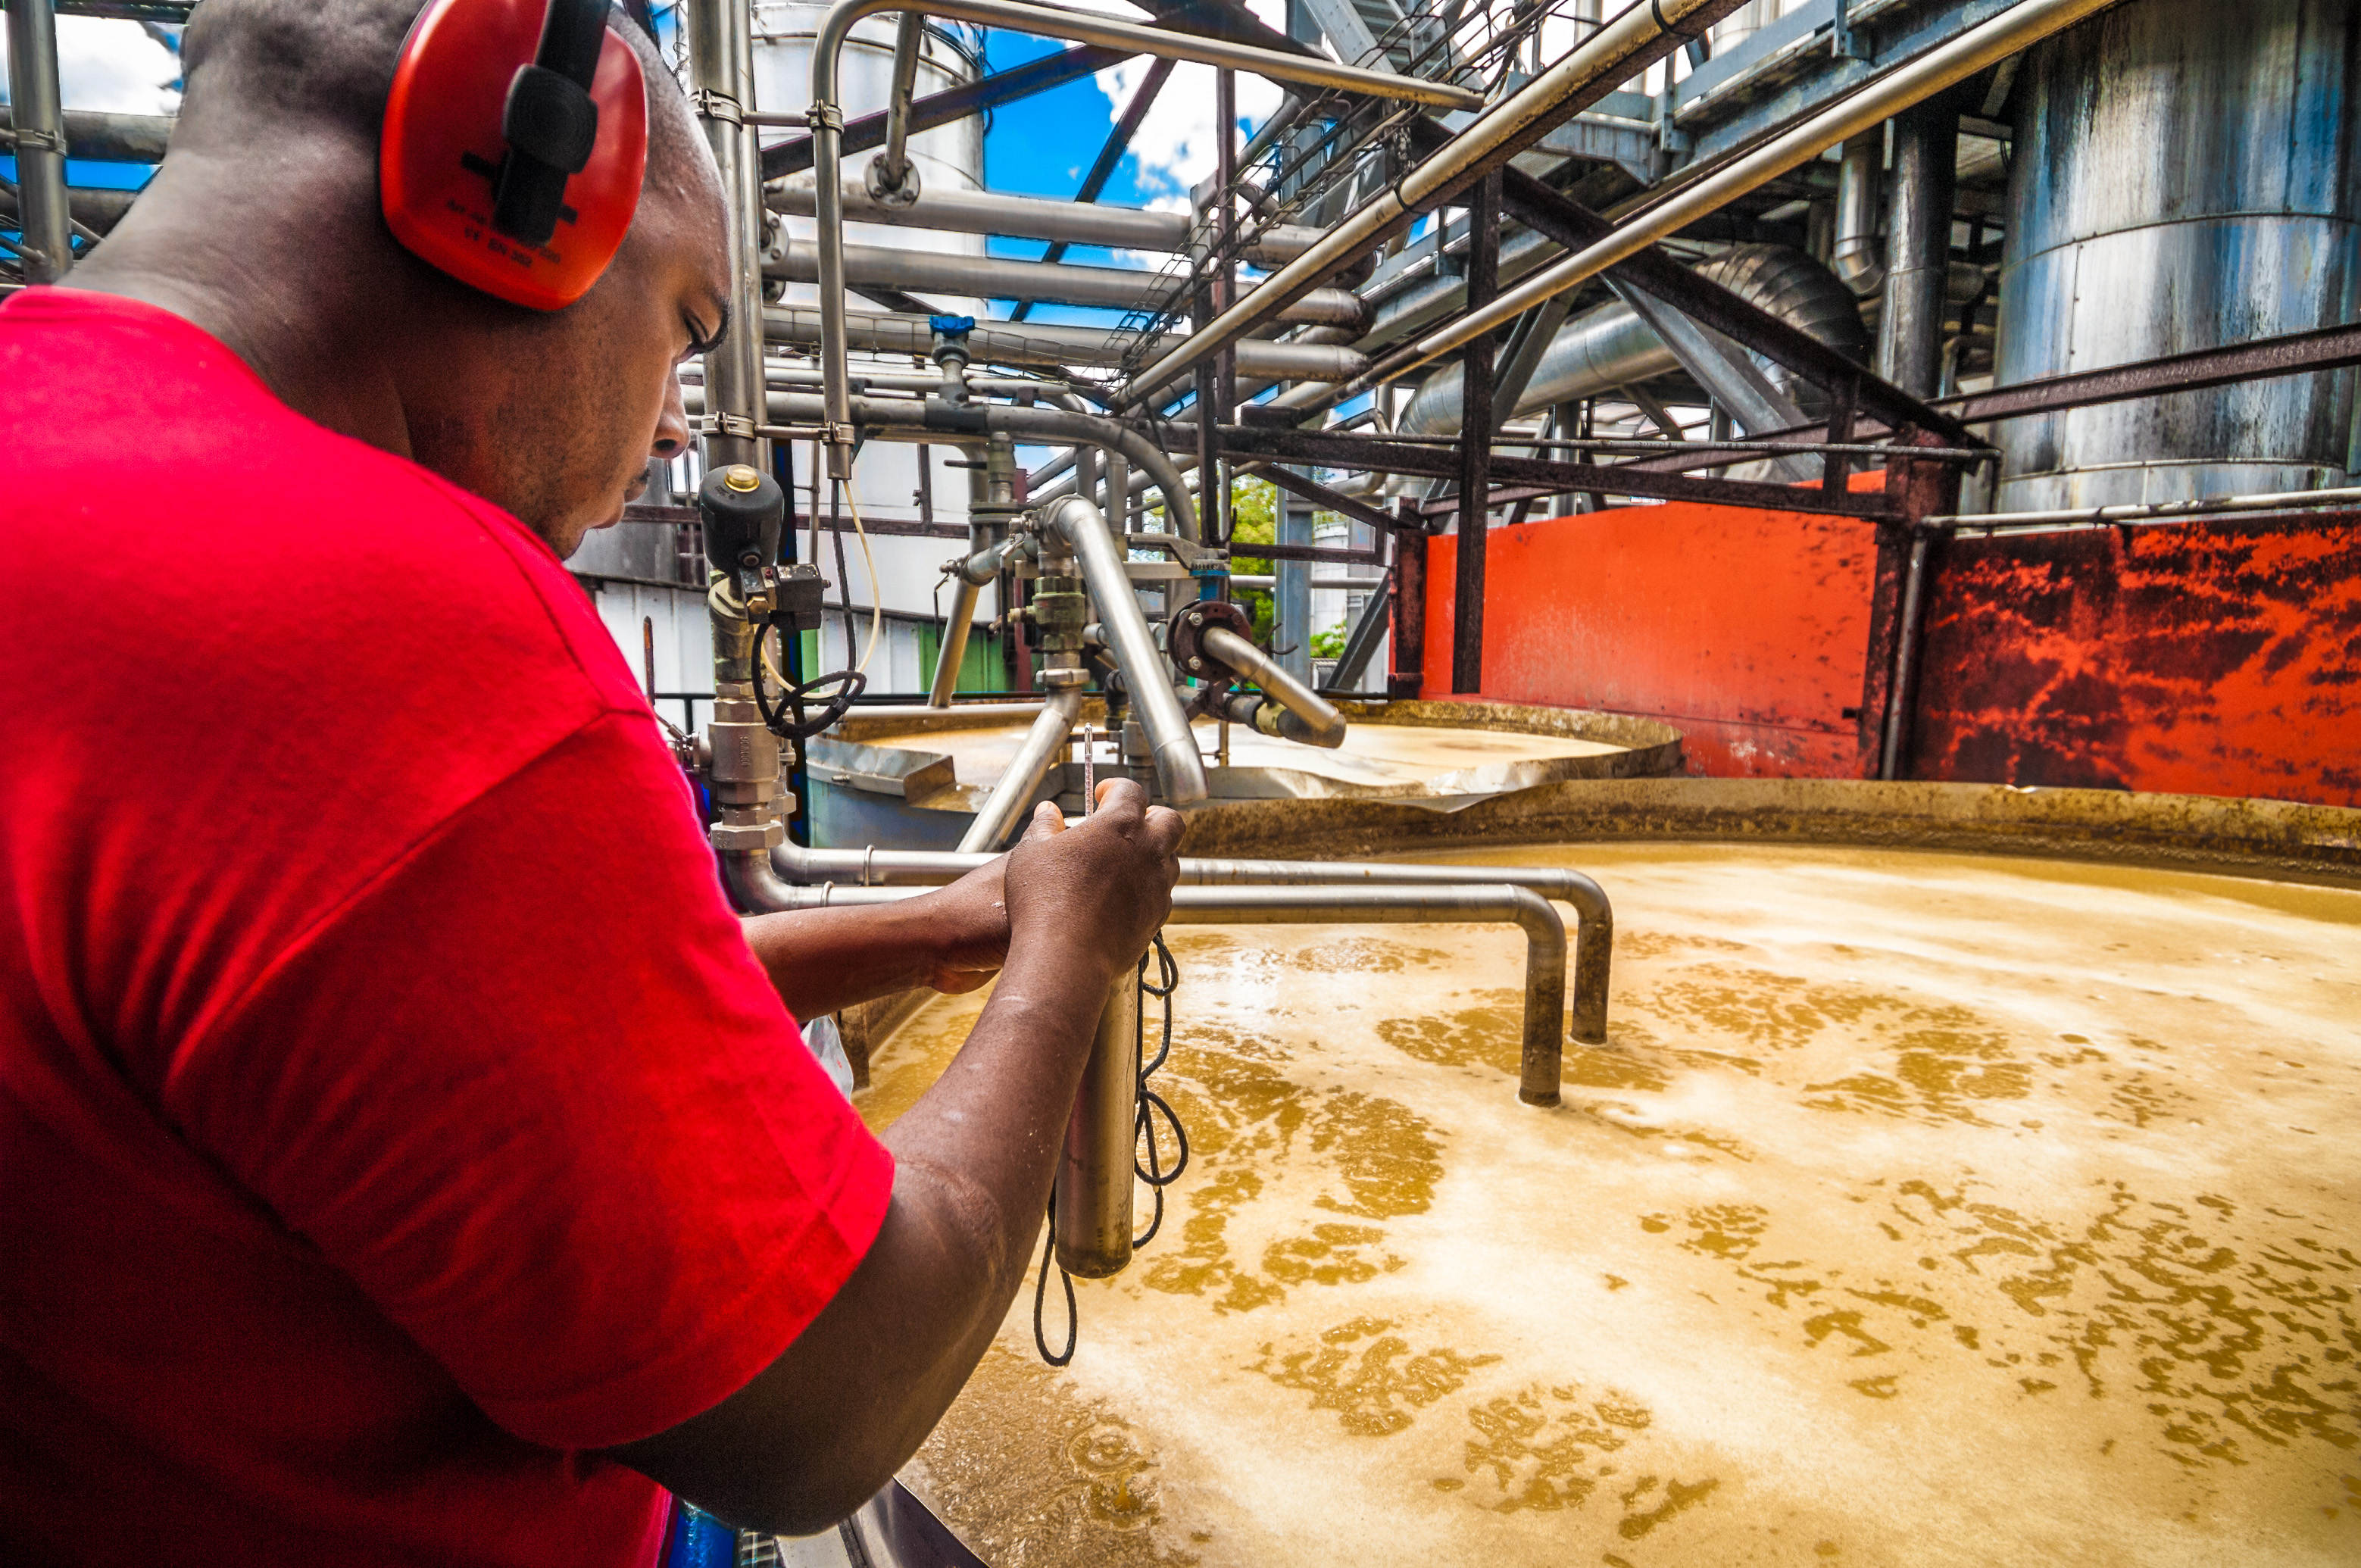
<box><xmin>751</xmin><ymin>622</ymin><xmax>867</xmax><ymax>740</ymax></box>
<box><xmin>1032</xmin><ymin>1194</ymin><xmax>1077</xmax><ymax>1367</ymax></box>
<box><xmin>1132</xmin><ymin>934</ymin><xmax>1187</xmax><ymax>1249</ymax></box>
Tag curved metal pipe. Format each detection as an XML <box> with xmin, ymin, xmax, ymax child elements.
<box><xmin>1045</xmin><ymin>496</ymin><xmax>1210</xmax><ymax>806</ymax></box>
<box><xmin>956</xmin><ymin>686</ymin><xmax>1085</xmax><ymax>851</ymax></box>
<box><xmin>753</xmin><ymin>879</ymin><xmax>1575</xmax><ymax>1106</ymax></box>
<box><xmin>1200</xmin><ymin>625</ymin><xmax>1346</xmax><ymax>748</ymax></box>
<box><xmin>767</xmin><ymin>847</ymin><xmax>1613</xmax><ymax>1045</ymax></box>
<box><xmin>1832</xmin><ymin>131</ymin><xmax>1886</xmax><ymax>297</ymax></box>
<box><xmin>988</xmin><ymin>406</ymin><xmax>1200</xmax><ymax>544</ymax></box>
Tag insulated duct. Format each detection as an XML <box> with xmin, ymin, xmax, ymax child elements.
<box><xmin>1394</xmin><ymin>244</ymin><xmax>1868</xmax><ymax>436</ymax></box>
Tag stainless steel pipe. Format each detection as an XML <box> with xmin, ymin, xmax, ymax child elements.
<box><xmin>767</xmin><ymin>845</ymin><xmax>1613</xmax><ymax>1048</ymax></box>
<box><xmin>1045</xmin><ymin>495</ymin><xmax>1210</xmax><ymax>806</ymax></box>
<box><xmin>1056</xmin><ymin>973</ymin><xmax>1141</xmax><ymax>1278</ymax></box>
<box><xmin>767</xmin><ymin>239</ymin><xmax>1369</xmax><ymax>328</ymax></box>
<box><xmin>955</xmin><ymin>685</ymin><xmax>1086</xmax><ymax>851</ymax></box>
<box><xmin>767</xmin><ymin>176</ymin><xmax>1327</xmax><ymax>268</ymax></box>
<box><xmin>686</xmin><ymin>0</ymin><xmax>768</xmax><ymax>470</ymax></box>
<box><xmin>762</xmin><ymin>304</ymin><xmax>1369</xmax><ymax>383</ymax></box>
<box><xmin>5</xmin><ymin>0</ymin><xmax>73</xmax><ymax>283</ymax></box>
<box><xmin>1200</xmin><ymin>625</ymin><xmax>1346</xmax><ymax>748</ymax></box>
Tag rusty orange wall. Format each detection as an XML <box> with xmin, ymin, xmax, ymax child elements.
<box><xmin>1910</xmin><ymin>513</ymin><xmax>2361</xmax><ymax>805</ymax></box>
<box><xmin>1423</xmin><ymin>499</ymin><xmax>2361</xmax><ymax>806</ymax></box>
<box><xmin>1422</xmin><ymin>501</ymin><xmax>1888</xmax><ymax>776</ymax></box>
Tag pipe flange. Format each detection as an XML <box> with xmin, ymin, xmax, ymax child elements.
<box><xmin>865</xmin><ymin>155</ymin><xmax>922</xmax><ymax>208</ymax></box>
<box><xmin>1165</xmin><ymin>598</ymin><xmax>1252</xmax><ymax>681</ymax></box>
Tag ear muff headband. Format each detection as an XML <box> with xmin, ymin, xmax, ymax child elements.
<box><xmin>381</xmin><ymin>0</ymin><xmax>648</xmax><ymax>311</ymax></box>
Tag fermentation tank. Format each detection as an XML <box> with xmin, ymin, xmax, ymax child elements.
<box><xmin>1992</xmin><ymin>0</ymin><xmax>2361</xmax><ymax>510</ymax></box>
<box><xmin>854</xmin><ymin>781</ymin><xmax>2361</xmax><ymax>1566</ymax></box>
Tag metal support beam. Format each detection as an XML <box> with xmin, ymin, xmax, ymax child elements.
<box><xmin>1011</xmin><ymin>57</ymin><xmax>1173</xmax><ymax>322</ymax></box>
<box><xmin>1259</xmin><ymin>464</ymin><xmax>1404</xmax><ymax>536</ymax></box>
<box><xmin>764</xmin><ymin>43</ymin><xmax>1126</xmax><ymax>178</ymax></box>
<box><xmin>1452</xmin><ymin>173</ymin><xmax>1501</xmax><ymax>695</ymax></box>
<box><xmin>1388</xmin><ymin>500</ymin><xmax>1427</xmax><ymax>698</ymax></box>
<box><xmin>1218</xmin><ymin>425</ymin><xmax>1904</xmax><ymax>521</ymax></box>
<box><xmin>1941</xmin><ymin>321</ymin><xmax>2361</xmax><ymax>426</ymax></box>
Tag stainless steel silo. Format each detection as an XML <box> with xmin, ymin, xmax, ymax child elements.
<box><xmin>1991</xmin><ymin>0</ymin><xmax>2361</xmax><ymax>510</ymax></box>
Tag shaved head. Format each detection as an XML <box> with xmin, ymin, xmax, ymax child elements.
<box><xmin>174</xmin><ymin>0</ymin><xmax>710</xmax><ymax>216</ymax></box>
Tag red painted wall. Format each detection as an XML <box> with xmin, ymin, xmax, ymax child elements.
<box><xmin>1911</xmin><ymin>514</ymin><xmax>2361</xmax><ymax>804</ymax></box>
<box><xmin>1422</xmin><ymin>499</ymin><xmax>2361</xmax><ymax>807</ymax></box>
<box><xmin>1421</xmin><ymin>500</ymin><xmax>1888</xmax><ymax>776</ymax></box>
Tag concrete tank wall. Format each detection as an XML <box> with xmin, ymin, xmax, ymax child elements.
<box><xmin>1992</xmin><ymin>0</ymin><xmax>2361</xmax><ymax>510</ymax></box>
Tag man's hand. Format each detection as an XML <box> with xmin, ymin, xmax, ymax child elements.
<box><xmin>1001</xmin><ymin>779</ymin><xmax>1184</xmax><ymax>990</ymax></box>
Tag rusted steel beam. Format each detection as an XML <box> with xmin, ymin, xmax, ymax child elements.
<box><xmin>1621</xmin><ymin>321</ymin><xmax>2361</xmax><ymax>468</ymax></box>
<box><xmin>1454</xmin><ymin>172</ymin><xmax>1502</xmax><ymax>694</ymax></box>
<box><xmin>1257</xmin><ymin>464</ymin><xmax>1407</xmax><ymax>534</ymax></box>
<box><xmin>1227</xmin><ymin>539</ymin><xmax>1384</xmax><ymax>565</ymax></box>
<box><xmin>1403</xmin><ymin>117</ymin><xmax>1975</xmax><ymax>449</ymax></box>
<box><xmin>1938</xmin><ymin>320</ymin><xmax>2361</xmax><ymax>425</ymax></box>
<box><xmin>1011</xmin><ymin>58</ymin><xmax>1173</xmax><ymax>323</ymax></box>
<box><xmin>763</xmin><ymin>43</ymin><xmax>1125</xmax><ymax>179</ymax></box>
<box><xmin>1388</xmin><ymin>500</ymin><xmax>1426</xmax><ymax>699</ymax></box>
<box><xmin>1218</xmin><ymin>426</ymin><xmax>1903</xmax><ymax>521</ymax></box>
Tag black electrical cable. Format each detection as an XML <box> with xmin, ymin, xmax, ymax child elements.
<box><xmin>1032</xmin><ymin>1194</ymin><xmax>1077</xmax><ymax>1367</ymax></box>
<box><xmin>751</xmin><ymin>622</ymin><xmax>867</xmax><ymax>740</ymax></box>
<box><xmin>1132</xmin><ymin>932</ymin><xmax>1187</xmax><ymax>1248</ymax></box>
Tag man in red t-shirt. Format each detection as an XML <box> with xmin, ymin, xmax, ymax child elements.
<box><xmin>0</xmin><ymin>0</ymin><xmax>1182</xmax><ymax>1562</ymax></box>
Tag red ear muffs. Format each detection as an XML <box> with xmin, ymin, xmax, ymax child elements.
<box><xmin>381</xmin><ymin>0</ymin><xmax>648</xmax><ymax>311</ymax></box>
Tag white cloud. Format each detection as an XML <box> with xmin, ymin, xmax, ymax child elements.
<box><xmin>0</xmin><ymin>17</ymin><xmax>180</xmax><ymax>115</ymax></box>
<box><xmin>1094</xmin><ymin>56</ymin><xmax>1283</xmax><ymax>205</ymax></box>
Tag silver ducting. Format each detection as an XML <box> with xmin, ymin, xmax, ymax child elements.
<box><xmin>1992</xmin><ymin>0</ymin><xmax>2361</xmax><ymax>509</ymax></box>
<box><xmin>1831</xmin><ymin>132</ymin><xmax>1885</xmax><ymax>296</ymax></box>
<box><xmin>1396</xmin><ymin>244</ymin><xmax>1869</xmax><ymax>437</ymax></box>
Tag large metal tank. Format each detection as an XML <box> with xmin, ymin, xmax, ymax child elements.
<box><xmin>1991</xmin><ymin>0</ymin><xmax>2361</xmax><ymax>510</ymax></box>
<box><xmin>751</xmin><ymin>2</ymin><xmax>990</xmax><ymax>689</ymax></box>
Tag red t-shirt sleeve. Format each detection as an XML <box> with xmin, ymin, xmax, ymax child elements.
<box><xmin>154</xmin><ymin>710</ymin><xmax>895</xmax><ymax>1451</ymax></box>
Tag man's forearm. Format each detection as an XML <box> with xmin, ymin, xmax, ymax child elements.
<box><xmin>739</xmin><ymin>901</ymin><xmax>940</xmax><ymax>1021</ymax></box>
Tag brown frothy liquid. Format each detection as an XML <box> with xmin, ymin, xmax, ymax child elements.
<box><xmin>863</xmin><ymin>719</ymin><xmax>1625</xmax><ymax>792</ymax></box>
<box><xmin>857</xmin><ymin>845</ymin><xmax>2361</xmax><ymax>1566</ymax></box>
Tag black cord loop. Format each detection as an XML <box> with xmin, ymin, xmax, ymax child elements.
<box><xmin>752</xmin><ymin>622</ymin><xmax>867</xmax><ymax>740</ymax></box>
<box><xmin>1032</xmin><ymin>1194</ymin><xmax>1077</xmax><ymax>1367</ymax></box>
